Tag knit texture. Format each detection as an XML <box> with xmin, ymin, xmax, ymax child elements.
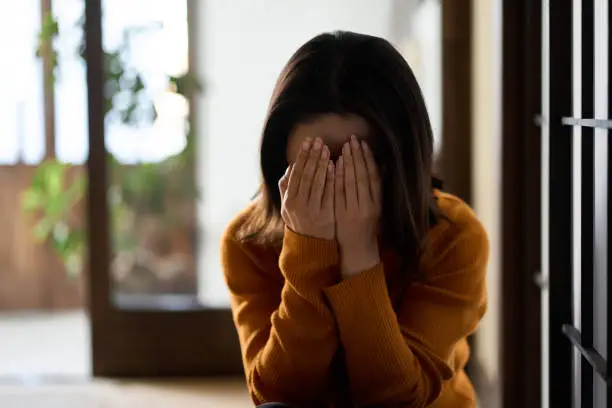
<box><xmin>221</xmin><ymin>191</ymin><xmax>488</xmax><ymax>408</ymax></box>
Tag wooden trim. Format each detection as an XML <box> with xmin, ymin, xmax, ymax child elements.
<box><xmin>501</xmin><ymin>0</ymin><xmax>542</xmax><ymax>407</ymax></box>
<box><xmin>41</xmin><ymin>0</ymin><xmax>56</xmax><ymax>160</ymax></box>
<box><xmin>439</xmin><ymin>0</ymin><xmax>472</xmax><ymax>204</ymax></box>
<box><xmin>438</xmin><ymin>0</ymin><xmax>483</xmax><ymax>393</ymax></box>
<box><xmin>84</xmin><ymin>0</ymin><xmax>112</xmax><ymax>375</ymax></box>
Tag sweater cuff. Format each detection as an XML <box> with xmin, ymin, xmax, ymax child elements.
<box><xmin>279</xmin><ymin>227</ymin><xmax>340</xmax><ymax>288</ymax></box>
<box><xmin>324</xmin><ymin>264</ymin><xmax>392</xmax><ymax>324</ymax></box>
<box><xmin>282</xmin><ymin>227</ymin><xmax>339</xmax><ymax>266</ymax></box>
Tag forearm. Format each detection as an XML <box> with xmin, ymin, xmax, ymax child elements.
<box><xmin>248</xmin><ymin>283</ymin><xmax>338</xmax><ymax>403</ymax></box>
<box><xmin>339</xmin><ymin>244</ymin><xmax>380</xmax><ymax>280</ymax></box>
<box><xmin>325</xmin><ymin>265</ymin><xmax>439</xmax><ymax>407</ymax></box>
<box><xmin>246</xmin><ymin>229</ymin><xmax>341</xmax><ymax>404</ymax></box>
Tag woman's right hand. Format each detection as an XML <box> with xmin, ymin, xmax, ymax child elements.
<box><xmin>279</xmin><ymin>137</ymin><xmax>335</xmax><ymax>240</ymax></box>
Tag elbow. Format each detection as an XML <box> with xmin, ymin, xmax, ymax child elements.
<box><xmin>364</xmin><ymin>372</ymin><xmax>443</xmax><ymax>408</ymax></box>
<box><xmin>415</xmin><ymin>372</ymin><xmax>443</xmax><ymax>407</ymax></box>
<box><xmin>247</xmin><ymin>366</ymin><xmax>328</xmax><ymax>407</ymax></box>
<box><xmin>247</xmin><ymin>367</ymin><xmax>289</xmax><ymax>405</ymax></box>
<box><xmin>406</xmin><ymin>372</ymin><xmax>443</xmax><ymax>407</ymax></box>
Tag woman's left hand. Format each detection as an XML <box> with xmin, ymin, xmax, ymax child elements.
<box><xmin>335</xmin><ymin>135</ymin><xmax>382</xmax><ymax>279</ymax></box>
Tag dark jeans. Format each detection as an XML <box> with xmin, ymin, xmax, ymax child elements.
<box><xmin>257</xmin><ymin>402</ymin><xmax>328</xmax><ymax>408</ymax></box>
<box><xmin>257</xmin><ymin>404</ymin><xmax>295</xmax><ymax>408</ymax></box>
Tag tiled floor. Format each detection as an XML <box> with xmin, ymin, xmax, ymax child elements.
<box><xmin>0</xmin><ymin>311</ymin><xmax>495</xmax><ymax>407</ymax></box>
<box><xmin>0</xmin><ymin>312</ymin><xmax>251</xmax><ymax>407</ymax></box>
<box><xmin>0</xmin><ymin>379</ymin><xmax>251</xmax><ymax>408</ymax></box>
<box><xmin>0</xmin><ymin>311</ymin><xmax>90</xmax><ymax>378</ymax></box>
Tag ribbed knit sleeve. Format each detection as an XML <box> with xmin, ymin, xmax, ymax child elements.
<box><xmin>324</xmin><ymin>220</ymin><xmax>489</xmax><ymax>407</ymax></box>
<box><xmin>222</xmin><ymin>226</ymin><xmax>340</xmax><ymax>406</ymax></box>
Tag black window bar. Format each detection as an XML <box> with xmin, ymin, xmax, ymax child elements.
<box><xmin>544</xmin><ymin>1</ymin><xmax>574</xmax><ymax>406</ymax></box>
<box><xmin>562</xmin><ymin>1</ymin><xmax>597</xmax><ymax>408</ymax></box>
<box><xmin>557</xmin><ymin>1</ymin><xmax>612</xmax><ymax>407</ymax></box>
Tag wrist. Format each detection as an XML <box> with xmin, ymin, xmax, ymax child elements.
<box><xmin>340</xmin><ymin>246</ymin><xmax>380</xmax><ymax>279</ymax></box>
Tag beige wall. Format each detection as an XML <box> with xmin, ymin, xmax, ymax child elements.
<box><xmin>471</xmin><ymin>0</ymin><xmax>502</xmax><ymax>401</ymax></box>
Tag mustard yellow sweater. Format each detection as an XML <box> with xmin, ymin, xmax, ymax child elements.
<box><xmin>221</xmin><ymin>191</ymin><xmax>488</xmax><ymax>407</ymax></box>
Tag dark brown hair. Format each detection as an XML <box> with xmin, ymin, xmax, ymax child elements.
<box><xmin>239</xmin><ymin>31</ymin><xmax>439</xmax><ymax>276</ymax></box>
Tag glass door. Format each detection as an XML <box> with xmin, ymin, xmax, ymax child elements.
<box><xmin>84</xmin><ymin>0</ymin><xmax>242</xmax><ymax>377</ymax></box>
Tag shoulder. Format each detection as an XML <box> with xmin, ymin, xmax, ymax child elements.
<box><xmin>435</xmin><ymin>191</ymin><xmax>485</xmax><ymax>231</ymax></box>
<box><xmin>221</xmin><ymin>202</ymin><xmax>263</xmax><ymax>262</ymax></box>
<box><xmin>423</xmin><ymin>191</ymin><xmax>489</xmax><ymax>272</ymax></box>
<box><xmin>221</xmin><ymin>202</ymin><xmax>278</xmax><ymax>281</ymax></box>
<box><xmin>222</xmin><ymin>202</ymin><xmax>259</xmax><ymax>244</ymax></box>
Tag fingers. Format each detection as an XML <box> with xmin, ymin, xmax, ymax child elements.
<box><xmin>286</xmin><ymin>137</ymin><xmax>312</xmax><ymax>199</ymax></box>
<box><xmin>322</xmin><ymin>161</ymin><xmax>335</xmax><ymax>214</ymax></box>
<box><xmin>298</xmin><ymin>137</ymin><xmax>324</xmax><ymax>199</ymax></box>
<box><xmin>278</xmin><ymin>164</ymin><xmax>291</xmax><ymax>200</ymax></box>
<box><xmin>361</xmin><ymin>140</ymin><xmax>381</xmax><ymax>208</ymax></box>
<box><xmin>309</xmin><ymin>144</ymin><xmax>331</xmax><ymax>206</ymax></box>
<box><xmin>350</xmin><ymin>135</ymin><xmax>369</xmax><ymax>206</ymax></box>
<box><xmin>335</xmin><ymin>156</ymin><xmax>346</xmax><ymax>215</ymax></box>
<box><xmin>342</xmin><ymin>142</ymin><xmax>358</xmax><ymax>211</ymax></box>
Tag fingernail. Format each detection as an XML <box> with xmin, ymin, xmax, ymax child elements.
<box><xmin>350</xmin><ymin>135</ymin><xmax>359</xmax><ymax>147</ymax></box>
<box><xmin>322</xmin><ymin>145</ymin><xmax>329</xmax><ymax>158</ymax></box>
<box><xmin>301</xmin><ymin>138</ymin><xmax>312</xmax><ymax>151</ymax></box>
<box><xmin>343</xmin><ymin>143</ymin><xmax>350</xmax><ymax>155</ymax></box>
<box><xmin>313</xmin><ymin>138</ymin><xmax>322</xmax><ymax>150</ymax></box>
<box><xmin>327</xmin><ymin>161</ymin><xmax>334</xmax><ymax>173</ymax></box>
<box><xmin>361</xmin><ymin>141</ymin><xmax>369</xmax><ymax>151</ymax></box>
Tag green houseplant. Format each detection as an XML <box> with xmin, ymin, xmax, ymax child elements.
<box><xmin>22</xmin><ymin>11</ymin><xmax>201</xmax><ymax>280</ymax></box>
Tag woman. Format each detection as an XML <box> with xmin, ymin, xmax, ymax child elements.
<box><xmin>221</xmin><ymin>31</ymin><xmax>488</xmax><ymax>408</ymax></box>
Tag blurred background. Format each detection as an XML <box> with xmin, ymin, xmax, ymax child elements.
<box><xmin>0</xmin><ymin>1</ymin><xmax>609</xmax><ymax>407</ymax></box>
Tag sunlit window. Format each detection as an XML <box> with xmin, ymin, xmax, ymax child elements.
<box><xmin>53</xmin><ymin>0</ymin><xmax>189</xmax><ymax>164</ymax></box>
<box><xmin>0</xmin><ymin>2</ymin><xmax>45</xmax><ymax>165</ymax></box>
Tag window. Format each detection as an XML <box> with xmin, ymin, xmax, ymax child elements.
<box><xmin>54</xmin><ymin>0</ymin><xmax>189</xmax><ymax>164</ymax></box>
<box><xmin>541</xmin><ymin>0</ymin><xmax>612</xmax><ymax>406</ymax></box>
<box><xmin>0</xmin><ymin>2</ymin><xmax>45</xmax><ymax>165</ymax></box>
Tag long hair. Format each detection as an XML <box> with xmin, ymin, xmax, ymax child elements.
<box><xmin>239</xmin><ymin>31</ymin><xmax>438</xmax><ymax>279</ymax></box>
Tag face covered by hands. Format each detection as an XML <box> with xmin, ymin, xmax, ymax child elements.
<box><xmin>280</xmin><ymin>134</ymin><xmax>382</xmax><ymax>279</ymax></box>
<box><xmin>334</xmin><ymin>135</ymin><xmax>382</xmax><ymax>279</ymax></box>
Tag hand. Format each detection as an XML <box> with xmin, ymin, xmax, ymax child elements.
<box><xmin>279</xmin><ymin>137</ymin><xmax>335</xmax><ymax>240</ymax></box>
<box><xmin>335</xmin><ymin>135</ymin><xmax>382</xmax><ymax>279</ymax></box>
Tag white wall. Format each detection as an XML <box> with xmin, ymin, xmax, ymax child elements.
<box><xmin>193</xmin><ymin>0</ymin><xmax>441</xmax><ymax>305</ymax></box>
<box><xmin>395</xmin><ymin>0</ymin><xmax>442</xmax><ymax>155</ymax></box>
<box><xmin>471</xmin><ymin>0</ymin><xmax>502</xmax><ymax>403</ymax></box>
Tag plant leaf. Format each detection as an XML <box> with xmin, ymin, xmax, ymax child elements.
<box><xmin>33</xmin><ymin>218</ymin><xmax>53</xmax><ymax>242</ymax></box>
<box><xmin>169</xmin><ymin>72</ymin><xmax>203</xmax><ymax>96</ymax></box>
<box><xmin>39</xmin><ymin>13</ymin><xmax>59</xmax><ymax>41</ymax></box>
<box><xmin>44</xmin><ymin>161</ymin><xmax>64</xmax><ymax>196</ymax></box>
<box><xmin>22</xmin><ymin>190</ymin><xmax>44</xmax><ymax>212</ymax></box>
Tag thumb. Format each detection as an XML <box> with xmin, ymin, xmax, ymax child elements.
<box><xmin>278</xmin><ymin>164</ymin><xmax>292</xmax><ymax>199</ymax></box>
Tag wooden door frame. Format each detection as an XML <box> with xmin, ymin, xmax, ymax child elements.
<box><xmin>440</xmin><ymin>0</ymin><xmax>490</xmax><ymax>393</ymax></box>
<box><xmin>439</xmin><ymin>0</ymin><xmax>472</xmax><ymax>204</ymax></box>
<box><xmin>85</xmin><ymin>0</ymin><xmax>242</xmax><ymax>377</ymax></box>
<box><xmin>500</xmin><ymin>0</ymin><xmax>543</xmax><ymax>407</ymax></box>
